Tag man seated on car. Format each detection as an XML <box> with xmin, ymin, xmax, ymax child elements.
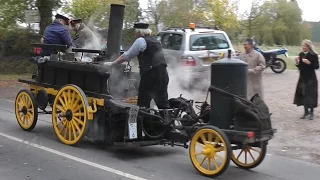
<box><xmin>70</xmin><ymin>18</ymin><xmax>99</xmax><ymax>49</ymax></box>
<box><xmin>40</xmin><ymin>14</ymin><xmax>73</xmax><ymax>57</ymax></box>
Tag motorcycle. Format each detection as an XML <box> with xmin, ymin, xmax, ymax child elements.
<box><xmin>253</xmin><ymin>40</ymin><xmax>288</xmax><ymax>74</ymax></box>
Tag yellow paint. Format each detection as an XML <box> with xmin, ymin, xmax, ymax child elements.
<box><xmin>15</xmin><ymin>91</ymin><xmax>36</xmax><ymax>130</ymax></box>
<box><xmin>87</xmin><ymin>99</ymin><xmax>97</xmax><ymax>120</ymax></box>
<box><xmin>231</xmin><ymin>146</ymin><xmax>264</xmax><ymax>168</ymax></box>
<box><xmin>189</xmin><ymin>128</ymin><xmax>229</xmax><ymax>176</ymax></box>
<box><xmin>87</xmin><ymin>97</ymin><xmax>104</xmax><ymax>107</ymax></box>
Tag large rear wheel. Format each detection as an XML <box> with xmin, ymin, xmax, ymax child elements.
<box><xmin>189</xmin><ymin>126</ymin><xmax>232</xmax><ymax>177</ymax></box>
<box><xmin>52</xmin><ymin>85</ymin><xmax>89</xmax><ymax>145</ymax></box>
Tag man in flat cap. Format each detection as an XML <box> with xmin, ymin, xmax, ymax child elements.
<box><xmin>105</xmin><ymin>22</ymin><xmax>170</xmax><ymax>110</ymax></box>
<box><xmin>41</xmin><ymin>14</ymin><xmax>73</xmax><ymax>56</ymax></box>
<box><xmin>70</xmin><ymin>18</ymin><xmax>99</xmax><ymax>49</ymax></box>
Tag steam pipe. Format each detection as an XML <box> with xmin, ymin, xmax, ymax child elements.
<box><xmin>106</xmin><ymin>4</ymin><xmax>125</xmax><ymax>60</ymax></box>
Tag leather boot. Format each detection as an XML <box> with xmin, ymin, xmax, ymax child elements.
<box><xmin>309</xmin><ymin>112</ymin><xmax>314</xmax><ymax>120</ymax></box>
<box><xmin>301</xmin><ymin>107</ymin><xmax>309</xmax><ymax>119</ymax></box>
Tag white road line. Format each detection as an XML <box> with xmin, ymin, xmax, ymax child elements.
<box><xmin>6</xmin><ymin>99</ymin><xmax>14</xmax><ymax>103</ymax></box>
<box><xmin>0</xmin><ymin>132</ymin><xmax>147</xmax><ymax>180</ymax></box>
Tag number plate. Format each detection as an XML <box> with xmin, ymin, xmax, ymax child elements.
<box><xmin>128</xmin><ymin>107</ymin><xmax>139</xmax><ymax>139</ymax></box>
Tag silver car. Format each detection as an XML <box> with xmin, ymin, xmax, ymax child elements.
<box><xmin>156</xmin><ymin>26</ymin><xmax>235</xmax><ymax>91</ymax></box>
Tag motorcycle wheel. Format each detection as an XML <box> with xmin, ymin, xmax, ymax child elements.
<box><xmin>270</xmin><ymin>58</ymin><xmax>287</xmax><ymax>74</ymax></box>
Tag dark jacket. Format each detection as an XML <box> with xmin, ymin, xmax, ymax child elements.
<box><xmin>137</xmin><ymin>36</ymin><xmax>167</xmax><ymax>75</ymax></box>
<box><xmin>294</xmin><ymin>51</ymin><xmax>319</xmax><ymax>108</ymax></box>
<box><xmin>41</xmin><ymin>22</ymin><xmax>73</xmax><ymax>56</ymax></box>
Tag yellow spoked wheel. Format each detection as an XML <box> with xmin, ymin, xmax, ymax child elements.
<box><xmin>52</xmin><ymin>85</ymin><xmax>89</xmax><ymax>145</ymax></box>
<box><xmin>15</xmin><ymin>90</ymin><xmax>38</xmax><ymax>131</ymax></box>
<box><xmin>189</xmin><ymin>126</ymin><xmax>231</xmax><ymax>177</ymax></box>
<box><xmin>231</xmin><ymin>143</ymin><xmax>267</xmax><ymax>169</ymax></box>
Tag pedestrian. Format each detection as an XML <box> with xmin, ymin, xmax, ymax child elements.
<box><xmin>239</xmin><ymin>38</ymin><xmax>266</xmax><ymax>100</ymax></box>
<box><xmin>41</xmin><ymin>14</ymin><xmax>73</xmax><ymax>56</ymax></box>
<box><xmin>104</xmin><ymin>22</ymin><xmax>170</xmax><ymax>110</ymax></box>
<box><xmin>70</xmin><ymin>18</ymin><xmax>99</xmax><ymax>49</ymax></box>
<box><xmin>294</xmin><ymin>39</ymin><xmax>319</xmax><ymax>120</ymax></box>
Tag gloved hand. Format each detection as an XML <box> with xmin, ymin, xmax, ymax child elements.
<box><xmin>104</xmin><ymin>61</ymin><xmax>115</xmax><ymax>66</ymax></box>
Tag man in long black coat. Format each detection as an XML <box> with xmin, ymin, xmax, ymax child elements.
<box><xmin>294</xmin><ymin>40</ymin><xmax>319</xmax><ymax>120</ymax></box>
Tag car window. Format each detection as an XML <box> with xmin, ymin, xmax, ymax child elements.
<box><xmin>160</xmin><ymin>33</ymin><xmax>183</xmax><ymax>50</ymax></box>
<box><xmin>189</xmin><ymin>33</ymin><xmax>229</xmax><ymax>51</ymax></box>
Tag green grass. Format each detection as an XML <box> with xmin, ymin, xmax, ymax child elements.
<box><xmin>0</xmin><ymin>74</ymin><xmax>31</xmax><ymax>81</ymax></box>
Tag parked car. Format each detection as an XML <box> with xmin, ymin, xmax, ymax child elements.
<box><xmin>156</xmin><ymin>23</ymin><xmax>235</xmax><ymax>91</ymax></box>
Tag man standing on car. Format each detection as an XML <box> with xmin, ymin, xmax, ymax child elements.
<box><xmin>104</xmin><ymin>23</ymin><xmax>170</xmax><ymax>110</ymax></box>
<box><xmin>239</xmin><ymin>39</ymin><xmax>266</xmax><ymax>100</ymax></box>
<box><xmin>41</xmin><ymin>14</ymin><xmax>73</xmax><ymax>56</ymax></box>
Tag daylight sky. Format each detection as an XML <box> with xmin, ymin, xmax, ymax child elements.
<box><xmin>139</xmin><ymin>0</ymin><xmax>320</xmax><ymax>22</ymax></box>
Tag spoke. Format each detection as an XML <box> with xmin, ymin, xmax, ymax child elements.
<box><xmin>72</xmin><ymin>120</ymin><xmax>81</xmax><ymax>133</ymax></box>
<box><xmin>212</xmin><ymin>157</ymin><xmax>219</xmax><ymax>170</ymax></box>
<box><xmin>21</xmin><ymin>115</ymin><xmax>26</xmax><ymax>124</ymax></box>
<box><xmin>68</xmin><ymin>122</ymin><xmax>72</xmax><ymax>141</ymax></box>
<box><xmin>56</xmin><ymin>105</ymin><xmax>65</xmax><ymax>113</ymax></box>
<box><xmin>27</xmin><ymin>112</ymin><xmax>33</xmax><ymax>120</ymax></box>
<box><xmin>248</xmin><ymin>150</ymin><xmax>256</xmax><ymax>162</ymax></box>
<box><xmin>215</xmin><ymin>146</ymin><xmax>225</xmax><ymax>152</ymax></box>
<box><xmin>58</xmin><ymin>120</ymin><xmax>66</xmax><ymax>134</ymax></box>
<box><xmin>59</xmin><ymin>97</ymin><xmax>67</xmax><ymax>108</ymax></box>
<box><xmin>195</xmin><ymin>152</ymin><xmax>203</xmax><ymax>157</ymax></box>
<box><xmin>245</xmin><ymin>151</ymin><xmax>248</xmax><ymax>164</ymax></box>
<box><xmin>18</xmin><ymin>100</ymin><xmax>23</xmax><ymax>107</ymax></box>
<box><xmin>73</xmin><ymin>117</ymin><xmax>84</xmax><ymax>126</ymax></box>
<box><xmin>67</xmin><ymin>89</ymin><xmax>71</xmax><ymax>107</ymax></box>
<box><xmin>70</xmin><ymin>90</ymin><xmax>75</xmax><ymax>105</ymax></box>
<box><xmin>63</xmin><ymin>91</ymin><xmax>69</xmax><ymax>109</ymax></box>
<box><xmin>73</xmin><ymin>104</ymin><xmax>83</xmax><ymax>113</ymax></box>
<box><xmin>207</xmin><ymin>132</ymin><xmax>213</xmax><ymax>142</ymax></box>
<box><xmin>200</xmin><ymin>134</ymin><xmax>207</xmax><ymax>145</ymax></box>
<box><xmin>71</xmin><ymin>122</ymin><xmax>77</xmax><ymax>140</ymax></box>
<box><xmin>199</xmin><ymin>156</ymin><xmax>207</xmax><ymax>166</ymax></box>
<box><xmin>72</xmin><ymin>97</ymin><xmax>81</xmax><ymax>110</ymax></box>
<box><xmin>250</xmin><ymin>147</ymin><xmax>261</xmax><ymax>153</ymax></box>
<box><xmin>237</xmin><ymin>149</ymin><xmax>244</xmax><ymax>160</ymax></box>
<box><xmin>21</xmin><ymin>96</ymin><xmax>27</xmax><ymax>106</ymax></box>
<box><xmin>63</xmin><ymin>122</ymin><xmax>68</xmax><ymax>139</ymax></box>
<box><xmin>74</xmin><ymin>113</ymin><xmax>84</xmax><ymax>117</ymax></box>
<box><xmin>214</xmin><ymin>136</ymin><xmax>221</xmax><ymax>144</ymax></box>
<box><xmin>207</xmin><ymin>157</ymin><xmax>211</xmax><ymax>170</ymax></box>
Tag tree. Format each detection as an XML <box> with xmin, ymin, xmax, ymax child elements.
<box><xmin>0</xmin><ymin>0</ymin><xmax>29</xmax><ymax>28</ymax></box>
<box><xmin>36</xmin><ymin>0</ymin><xmax>62</xmax><ymax>35</ymax></box>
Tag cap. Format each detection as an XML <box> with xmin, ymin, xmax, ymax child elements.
<box><xmin>70</xmin><ymin>18</ymin><xmax>82</xmax><ymax>24</ymax></box>
<box><xmin>133</xmin><ymin>23</ymin><xmax>149</xmax><ymax>29</ymax></box>
<box><xmin>55</xmin><ymin>14</ymin><xmax>70</xmax><ymax>25</ymax></box>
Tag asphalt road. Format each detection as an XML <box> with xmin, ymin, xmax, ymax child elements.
<box><xmin>0</xmin><ymin>98</ymin><xmax>319</xmax><ymax>180</ymax></box>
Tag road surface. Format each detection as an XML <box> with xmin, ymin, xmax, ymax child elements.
<box><xmin>0</xmin><ymin>98</ymin><xmax>319</xmax><ymax>180</ymax></box>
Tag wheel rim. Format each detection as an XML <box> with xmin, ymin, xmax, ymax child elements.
<box><xmin>231</xmin><ymin>145</ymin><xmax>264</xmax><ymax>167</ymax></box>
<box><xmin>15</xmin><ymin>91</ymin><xmax>35</xmax><ymax>130</ymax></box>
<box><xmin>52</xmin><ymin>86</ymin><xmax>87</xmax><ymax>145</ymax></box>
<box><xmin>190</xmin><ymin>128</ymin><xmax>229</xmax><ymax>175</ymax></box>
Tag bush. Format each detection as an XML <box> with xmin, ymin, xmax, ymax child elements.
<box><xmin>0</xmin><ymin>28</ymin><xmax>41</xmax><ymax>57</ymax></box>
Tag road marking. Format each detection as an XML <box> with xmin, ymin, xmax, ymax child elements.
<box><xmin>0</xmin><ymin>132</ymin><xmax>147</xmax><ymax>180</ymax></box>
<box><xmin>6</xmin><ymin>99</ymin><xmax>14</xmax><ymax>103</ymax></box>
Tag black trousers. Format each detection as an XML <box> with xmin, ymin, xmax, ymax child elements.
<box><xmin>137</xmin><ymin>65</ymin><xmax>170</xmax><ymax>109</ymax></box>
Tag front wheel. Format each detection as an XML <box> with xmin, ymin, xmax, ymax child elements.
<box><xmin>231</xmin><ymin>143</ymin><xmax>267</xmax><ymax>169</ymax></box>
<box><xmin>270</xmin><ymin>58</ymin><xmax>286</xmax><ymax>73</ymax></box>
<box><xmin>189</xmin><ymin>126</ymin><xmax>232</xmax><ymax>177</ymax></box>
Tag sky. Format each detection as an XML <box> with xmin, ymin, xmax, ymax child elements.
<box><xmin>139</xmin><ymin>0</ymin><xmax>320</xmax><ymax>22</ymax></box>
